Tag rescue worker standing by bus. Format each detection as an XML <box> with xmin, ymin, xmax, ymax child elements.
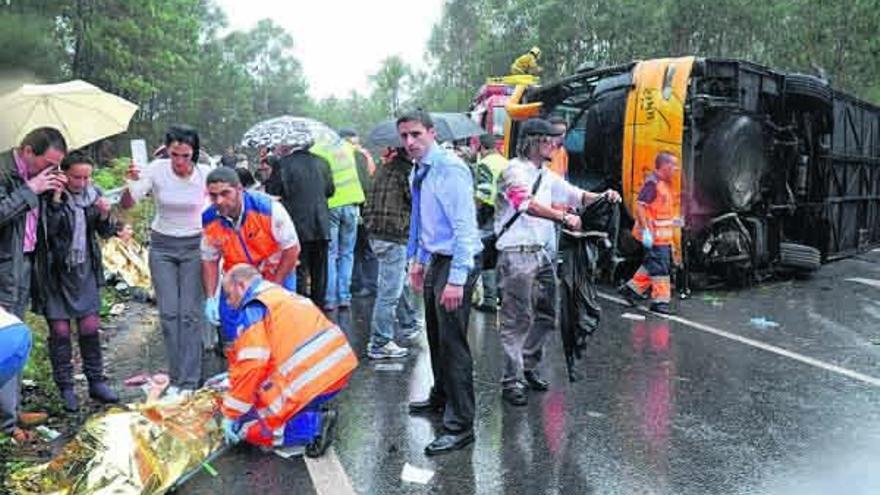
<box><xmin>219</xmin><ymin>264</ymin><xmax>357</xmax><ymax>456</ymax></box>
<box><xmin>201</xmin><ymin>167</ymin><xmax>301</xmax><ymax>343</ymax></box>
<box><xmin>619</xmin><ymin>151</ymin><xmax>679</xmax><ymax>315</ymax></box>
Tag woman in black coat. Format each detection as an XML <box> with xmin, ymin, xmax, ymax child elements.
<box><xmin>32</xmin><ymin>151</ymin><xmax>118</xmax><ymax>412</ymax></box>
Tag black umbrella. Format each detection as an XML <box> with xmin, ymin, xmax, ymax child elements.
<box><xmin>367</xmin><ymin>112</ymin><xmax>484</xmax><ymax>147</ymax></box>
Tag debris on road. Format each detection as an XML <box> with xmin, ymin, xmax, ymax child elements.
<box><xmin>35</xmin><ymin>426</ymin><xmax>61</xmax><ymax>441</ymax></box>
<box><xmin>401</xmin><ymin>463</ymin><xmax>435</xmax><ymax>484</ymax></box>
<box><xmin>750</xmin><ymin>317</ymin><xmax>780</xmax><ymax>329</ymax></box>
<box><xmin>374</xmin><ymin>363</ymin><xmax>405</xmax><ymax>372</ymax></box>
<box><xmin>621</xmin><ymin>313</ymin><xmax>646</xmax><ymax>321</ymax></box>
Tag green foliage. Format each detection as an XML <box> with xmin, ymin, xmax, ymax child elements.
<box><xmin>0</xmin><ymin>11</ymin><xmax>66</xmax><ymax>89</ymax></box>
<box><xmin>3</xmin><ymin>0</ymin><xmax>312</xmax><ymax>153</ymax></box>
<box><xmin>421</xmin><ymin>0</ymin><xmax>880</xmax><ymax>110</ymax></box>
<box><xmin>92</xmin><ymin>157</ymin><xmax>128</xmax><ymax>191</ymax></box>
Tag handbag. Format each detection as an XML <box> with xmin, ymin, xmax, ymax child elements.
<box><xmin>481</xmin><ymin>172</ymin><xmax>544</xmax><ymax>269</ymax></box>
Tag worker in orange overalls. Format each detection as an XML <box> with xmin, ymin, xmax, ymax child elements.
<box><xmin>619</xmin><ymin>151</ymin><xmax>679</xmax><ymax>315</ymax></box>
<box><xmin>219</xmin><ymin>263</ymin><xmax>358</xmax><ymax>456</ymax></box>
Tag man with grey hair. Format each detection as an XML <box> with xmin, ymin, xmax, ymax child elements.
<box><xmin>494</xmin><ymin>118</ymin><xmax>620</xmax><ymax>406</ymax></box>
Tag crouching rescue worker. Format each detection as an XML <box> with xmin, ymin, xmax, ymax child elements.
<box><xmin>619</xmin><ymin>151</ymin><xmax>680</xmax><ymax>315</ymax></box>
<box><xmin>219</xmin><ymin>264</ymin><xmax>358</xmax><ymax>456</ymax></box>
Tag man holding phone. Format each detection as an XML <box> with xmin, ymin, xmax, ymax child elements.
<box><xmin>0</xmin><ymin>127</ymin><xmax>68</xmax><ymax>443</ymax></box>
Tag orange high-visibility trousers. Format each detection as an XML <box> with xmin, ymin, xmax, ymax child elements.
<box><xmin>627</xmin><ymin>245</ymin><xmax>672</xmax><ymax>304</ymax></box>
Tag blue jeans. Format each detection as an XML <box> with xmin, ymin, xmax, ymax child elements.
<box><xmin>369</xmin><ymin>240</ymin><xmax>418</xmax><ymax>348</ymax></box>
<box><xmin>327</xmin><ymin>205</ymin><xmax>359</xmax><ymax>306</ymax></box>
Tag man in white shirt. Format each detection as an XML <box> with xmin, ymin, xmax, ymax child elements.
<box><xmin>494</xmin><ymin>118</ymin><xmax>620</xmax><ymax>406</ymax></box>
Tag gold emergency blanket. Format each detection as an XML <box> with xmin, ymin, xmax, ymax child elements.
<box><xmin>101</xmin><ymin>237</ymin><xmax>152</xmax><ymax>293</ymax></box>
<box><xmin>7</xmin><ymin>390</ymin><xmax>224</xmax><ymax>495</ymax></box>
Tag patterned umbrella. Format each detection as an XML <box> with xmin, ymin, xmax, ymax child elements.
<box><xmin>241</xmin><ymin>116</ymin><xmax>340</xmax><ymax>149</ymax></box>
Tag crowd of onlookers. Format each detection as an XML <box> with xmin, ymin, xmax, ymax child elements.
<box><xmin>1</xmin><ymin>111</ymin><xmax>651</xmax><ymax>458</ymax></box>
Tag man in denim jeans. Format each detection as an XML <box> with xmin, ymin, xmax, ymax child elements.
<box><xmin>362</xmin><ymin>147</ymin><xmax>420</xmax><ymax>359</ymax></box>
<box><xmin>325</xmin><ymin>141</ymin><xmax>366</xmax><ymax>311</ymax></box>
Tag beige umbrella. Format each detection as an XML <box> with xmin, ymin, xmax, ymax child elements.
<box><xmin>0</xmin><ymin>80</ymin><xmax>138</xmax><ymax>151</ymax></box>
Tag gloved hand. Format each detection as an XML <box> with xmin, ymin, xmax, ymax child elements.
<box><xmin>204</xmin><ymin>297</ymin><xmax>220</xmax><ymax>326</ymax></box>
<box><xmin>222</xmin><ymin>418</ymin><xmax>242</xmax><ymax>445</ymax></box>
<box><xmin>641</xmin><ymin>228</ymin><xmax>654</xmax><ymax>249</ymax></box>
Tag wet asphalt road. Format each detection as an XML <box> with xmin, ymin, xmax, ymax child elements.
<box><xmin>107</xmin><ymin>251</ymin><xmax>880</xmax><ymax>495</ymax></box>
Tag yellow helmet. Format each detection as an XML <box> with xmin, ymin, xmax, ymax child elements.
<box><xmin>529</xmin><ymin>46</ymin><xmax>541</xmax><ymax>59</ymax></box>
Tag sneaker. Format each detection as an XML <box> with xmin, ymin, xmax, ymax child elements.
<box><xmin>399</xmin><ymin>328</ymin><xmax>422</xmax><ymax>343</ymax></box>
<box><xmin>367</xmin><ymin>341</ymin><xmax>409</xmax><ymax>360</ymax></box>
<box><xmin>164</xmin><ymin>385</ymin><xmax>180</xmax><ymax>398</ymax></box>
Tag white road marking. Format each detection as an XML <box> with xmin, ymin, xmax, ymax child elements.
<box><xmin>598</xmin><ymin>292</ymin><xmax>880</xmax><ymax>388</ymax></box>
<box><xmin>305</xmin><ymin>447</ymin><xmax>356</xmax><ymax>495</ymax></box>
<box><xmin>846</xmin><ymin>277</ymin><xmax>880</xmax><ymax>289</ymax></box>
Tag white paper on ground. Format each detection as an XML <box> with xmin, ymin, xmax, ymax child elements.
<box><xmin>621</xmin><ymin>312</ymin><xmax>646</xmax><ymax>321</ymax></box>
<box><xmin>374</xmin><ymin>362</ymin><xmax>405</xmax><ymax>372</ymax></box>
<box><xmin>401</xmin><ymin>463</ymin><xmax>435</xmax><ymax>484</ymax></box>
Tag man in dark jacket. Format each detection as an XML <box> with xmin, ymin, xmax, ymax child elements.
<box><xmin>275</xmin><ymin>145</ymin><xmax>335</xmax><ymax>308</ymax></box>
<box><xmin>0</xmin><ymin>127</ymin><xmax>68</xmax><ymax>441</ymax></box>
<box><xmin>362</xmin><ymin>148</ymin><xmax>419</xmax><ymax>359</ymax></box>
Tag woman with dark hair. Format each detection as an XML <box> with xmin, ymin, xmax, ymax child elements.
<box><xmin>32</xmin><ymin>151</ymin><xmax>118</xmax><ymax>411</ymax></box>
<box><xmin>120</xmin><ymin>125</ymin><xmax>210</xmax><ymax>398</ymax></box>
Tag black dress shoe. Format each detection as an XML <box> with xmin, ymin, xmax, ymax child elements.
<box><xmin>424</xmin><ymin>430</ymin><xmax>475</xmax><ymax>456</ymax></box>
<box><xmin>502</xmin><ymin>387</ymin><xmax>527</xmax><ymax>406</ymax></box>
<box><xmin>650</xmin><ymin>302</ymin><xmax>673</xmax><ymax>315</ymax></box>
<box><xmin>617</xmin><ymin>284</ymin><xmax>642</xmax><ymax>307</ymax></box>
<box><xmin>306</xmin><ymin>409</ymin><xmax>338</xmax><ymax>458</ymax></box>
<box><xmin>408</xmin><ymin>399</ymin><xmax>444</xmax><ymax>415</ymax></box>
<box><xmin>523</xmin><ymin>370</ymin><xmax>549</xmax><ymax>391</ymax></box>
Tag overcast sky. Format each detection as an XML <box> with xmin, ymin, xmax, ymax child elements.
<box><xmin>215</xmin><ymin>0</ymin><xmax>446</xmax><ymax>100</ymax></box>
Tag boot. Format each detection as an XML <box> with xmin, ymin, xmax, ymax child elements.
<box><xmin>48</xmin><ymin>334</ymin><xmax>78</xmax><ymax>412</ymax></box>
<box><xmin>79</xmin><ymin>333</ymin><xmax>119</xmax><ymax>404</ymax></box>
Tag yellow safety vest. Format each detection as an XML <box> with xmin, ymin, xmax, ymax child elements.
<box><xmin>313</xmin><ymin>141</ymin><xmax>365</xmax><ymax>208</ymax></box>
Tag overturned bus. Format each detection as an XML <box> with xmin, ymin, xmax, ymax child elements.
<box><xmin>503</xmin><ymin>57</ymin><xmax>880</xmax><ymax>290</ymax></box>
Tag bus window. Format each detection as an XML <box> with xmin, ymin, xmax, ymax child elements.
<box><xmin>492</xmin><ymin>107</ymin><xmax>508</xmax><ymax>137</ymax></box>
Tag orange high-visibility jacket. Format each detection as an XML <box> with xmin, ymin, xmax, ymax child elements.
<box><xmin>632</xmin><ymin>174</ymin><xmax>677</xmax><ymax>246</ymax></box>
<box><xmin>221</xmin><ymin>281</ymin><xmax>358</xmax><ymax>430</ymax></box>
<box><xmin>203</xmin><ymin>191</ymin><xmax>283</xmax><ymax>278</ymax></box>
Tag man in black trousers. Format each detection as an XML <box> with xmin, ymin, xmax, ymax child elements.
<box><xmin>400</xmin><ymin>111</ymin><xmax>482</xmax><ymax>456</ymax></box>
<box><xmin>275</xmin><ymin>143</ymin><xmax>335</xmax><ymax>307</ymax></box>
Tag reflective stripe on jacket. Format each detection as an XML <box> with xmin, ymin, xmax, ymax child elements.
<box><xmin>221</xmin><ymin>282</ymin><xmax>358</xmax><ymax>430</ymax></box>
<box><xmin>203</xmin><ymin>191</ymin><xmax>281</xmax><ymax>278</ymax></box>
<box><xmin>632</xmin><ymin>175</ymin><xmax>677</xmax><ymax>246</ymax></box>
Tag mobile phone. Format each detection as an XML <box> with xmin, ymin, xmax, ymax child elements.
<box><xmin>130</xmin><ymin>139</ymin><xmax>148</xmax><ymax>168</ymax></box>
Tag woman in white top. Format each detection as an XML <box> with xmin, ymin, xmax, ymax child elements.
<box><xmin>121</xmin><ymin>125</ymin><xmax>209</xmax><ymax>395</ymax></box>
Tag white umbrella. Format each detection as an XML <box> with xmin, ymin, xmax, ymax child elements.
<box><xmin>0</xmin><ymin>80</ymin><xmax>138</xmax><ymax>151</ymax></box>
